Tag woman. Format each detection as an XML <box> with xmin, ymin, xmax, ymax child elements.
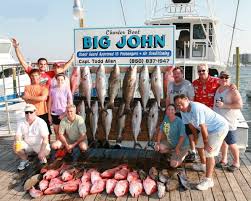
<box><xmin>48</xmin><ymin>73</ymin><xmax>73</xmax><ymax>140</ymax></box>
<box><xmin>213</xmin><ymin>71</ymin><xmax>243</xmax><ymax>172</ymax></box>
<box><xmin>155</xmin><ymin>104</ymin><xmax>189</xmax><ymax>168</ymax></box>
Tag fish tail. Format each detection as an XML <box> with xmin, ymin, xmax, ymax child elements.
<box><xmin>134</xmin><ymin>142</ymin><xmax>142</xmax><ymax>149</ymax></box>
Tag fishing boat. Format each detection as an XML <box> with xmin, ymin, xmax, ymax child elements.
<box><xmin>143</xmin><ymin>0</ymin><xmax>248</xmax><ymax>151</ymax></box>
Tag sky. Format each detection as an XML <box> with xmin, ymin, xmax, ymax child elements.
<box><xmin>0</xmin><ymin>0</ymin><xmax>250</xmax><ymax>63</ymax></box>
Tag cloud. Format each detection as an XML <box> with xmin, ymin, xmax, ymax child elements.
<box><xmin>0</xmin><ymin>0</ymin><xmax>48</xmax><ymax>21</ymax></box>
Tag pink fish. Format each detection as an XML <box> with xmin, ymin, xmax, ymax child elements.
<box><xmin>129</xmin><ymin>179</ymin><xmax>143</xmax><ymax>197</ymax></box>
<box><xmin>91</xmin><ymin>170</ymin><xmax>102</xmax><ymax>184</ymax></box>
<box><xmin>43</xmin><ymin>169</ymin><xmax>60</xmax><ymax>180</ymax></box>
<box><xmin>29</xmin><ymin>187</ymin><xmax>43</xmax><ymax>198</ymax></box>
<box><xmin>114</xmin><ymin>180</ymin><xmax>129</xmax><ymax>197</ymax></box>
<box><xmin>81</xmin><ymin>170</ymin><xmax>91</xmax><ymax>182</ymax></box>
<box><xmin>106</xmin><ymin>179</ymin><xmax>118</xmax><ymax>194</ymax></box>
<box><xmin>101</xmin><ymin>167</ymin><xmax>120</xmax><ymax>178</ymax></box>
<box><xmin>39</xmin><ymin>179</ymin><xmax>49</xmax><ymax>191</ymax></box>
<box><xmin>90</xmin><ymin>179</ymin><xmax>106</xmax><ymax>194</ymax></box>
<box><xmin>49</xmin><ymin>177</ymin><xmax>64</xmax><ymax>187</ymax></box>
<box><xmin>127</xmin><ymin>170</ymin><xmax>139</xmax><ymax>183</ymax></box>
<box><xmin>79</xmin><ymin>180</ymin><xmax>92</xmax><ymax>198</ymax></box>
<box><xmin>114</xmin><ymin>168</ymin><xmax>129</xmax><ymax>180</ymax></box>
<box><xmin>143</xmin><ymin>176</ymin><xmax>157</xmax><ymax>195</ymax></box>
<box><xmin>61</xmin><ymin>170</ymin><xmax>74</xmax><ymax>182</ymax></box>
<box><xmin>44</xmin><ymin>184</ymin><xmax>62</xmax><ymax>195</ymax></box>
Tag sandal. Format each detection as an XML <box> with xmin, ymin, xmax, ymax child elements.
<box><xmin>227</xmin><ymin>165</ymin><xmax>239</xmax><ymax>172</ymax></box>
<box><xmin>215</xmin><ymin>161</ymin><xmax>228</xmax><ymax>169</ymax></box>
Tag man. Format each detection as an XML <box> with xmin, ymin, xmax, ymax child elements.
<box><xmin>22</xmin><ymin>69</ymin><xmax>52</xmax><ymax>138</ymax></box>
<box><xmin>193</xmin><ymin>63</ymin><xmax>219</xmax><ymax>108</ymax></box>
<box><xmin>155</xmin><ymin>104</ymin><xmax>189</xmax><ymax>168</ymax></box>
<box><xmin>166</xmin><ymin>66</ymin><xmax>196</xmax><ymax>161</ymax></box>
<box><xmin>213</xmin><ymin>71</ymin><xmax>243</xmax><ymax>172</ymax></box>
<box><xmin>51</xmin><ymin>104</ymin><xmax>88</xmax><ymax>161</ymax></box>
<box><xmin>174</xmin><ymin>94</ymin><xmax>228</xmax><ymax>190</ymax></box>
<box><xmin>13</xmin><ymin>104</ymin><xmax>50</xmax><ymax>171</ymax></box>
<box><xmin>11</xmin><ymin>38</ymin><xmax>74</xmax><ymax>88</ymax></box>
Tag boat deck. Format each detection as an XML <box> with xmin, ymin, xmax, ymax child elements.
<box><xmin>1</xmin><ymin>136</ymin><xmax>251</xmax><ymax>201</ymax></box>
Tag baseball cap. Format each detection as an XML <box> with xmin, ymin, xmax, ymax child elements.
<box><xmin>24</xmin><ymin>104</ymin><xmax>36</xmax><ymax>112</ymax></box>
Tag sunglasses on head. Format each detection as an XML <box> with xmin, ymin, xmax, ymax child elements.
<box><xmin>198</xmin><ymin>69</ymin><xmax>206</xmax><ymax>73</ymax></box>
<box><xmin>220</xmin><ymin>75</ymin><xmax>229</xmax><ymax>79</ymax></box>
<box><xmin>25</xmin><ymin>111</ymin><xmax>34</xmax><ymax>114</ymax></box>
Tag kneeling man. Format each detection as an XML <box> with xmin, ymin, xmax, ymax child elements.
<box><xmin>51</xmin><ymin>104</ymin><xmax>88</xmax><ymax>161</ymax></box>
<box><xmin>13</xmin><ymin>104</ymin><xmax>50</xmax><ymax>171</ymax></box>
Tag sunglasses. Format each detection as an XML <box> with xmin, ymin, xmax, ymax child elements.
<box><xmin>198</xmin><ymin>69</ymin><xmax>206</xmax><ymax>73</ymax></box>
<box><xmin>220</xmin><ymin>76</ymin><xmax>229</xmax><ymax>79</ymax></box>
<box><xmin>25</xmin><ymin>111</ymin><xmax>34</xmax><ymax>114</ymax></box>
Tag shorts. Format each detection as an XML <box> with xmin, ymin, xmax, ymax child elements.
<box><xmin>224</xmin><ymin>130</ymin><xmax>237</xmax><ymax>145</ymax></box>
<box><xmin>175</xmin><ymin>112</ymin><xmax>198</xmax><ymax>136</ymax></box>
<box><xmin>51</xmin><ymin>114</ymin><xmax>61</xmax><ymax>125</ymax></box>
<box><xmin>196</xmin><ymin>126</ymin><xmax>228</xmax><ymax>157</ymax></box>
<box><xmin>22</xmin><ymin>141</ymin><xmax>51</xmax><ymax>156</ymax></box>
<box><xmin>39</xmin><ymin>113</ymin><xmax>52</xmax><ymax>134</ymax></box>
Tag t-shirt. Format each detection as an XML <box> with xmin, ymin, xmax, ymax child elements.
<box><xmin>25</xmin><ymin>66</ymin><xmax>55</xmax><ymax>88</ymax></box>
<box><xmin>16</xmin><ymin>116</ymin><xmax>49</xmax><ymax>146</ymax></box>
<box><xmin>49</xmin><ymin>86</ymin><xmax>72</xmax><ymax>115</ymax></box>
<box><xmin>181</xmin><ymin>101</ymin><xmax>228</xmax><ymax>134</ymax></box>
<box><xmin>160</xmin><ymin>115</ymin><xmax>189</xmax><ymax>148</ymax></box>
<box><xmin>167</xmin><ymin>79</ymin><xmax>195</xmax><ymax>104</ymax></box>
<box><xmin>24</xmin><ymin>84</ymin><xmax>48</xmax><ymax>115</ymax></box>
<box><xmin>193</xmin><ymin>76</ymin><xmax>219</xmax><ymax>108</ymax></box>
<box><xmin>59</xmin><ymin>115</ymin><xmax>86</xmax><ymax>144</ymax></box>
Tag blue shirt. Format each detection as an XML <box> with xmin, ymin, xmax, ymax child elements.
<box><xmin>160</xmin><ymin>115</ymin><xmax>189</xmax><ymax>148</ymax></box>
<box><xmin>181</xmin><ymin>102</ymin><xmax>228</xmax><ymax>134</ymax></box>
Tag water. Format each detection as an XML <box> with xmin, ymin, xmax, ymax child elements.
<box><xmin>229</xmin><ymin>66</ymin><xmax>251</xmax><ymax>151</ymax></box>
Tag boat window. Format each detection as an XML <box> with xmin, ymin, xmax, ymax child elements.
<box><xmin>0</xmin><ymin>43</ymin><xmax>11</xmax><ymax>54</ymax></box>
<box><xmin>192</xmin><ymin>42</ymin><xmax>206</xmax><ymax>57</ymax></box>
<box><xmin>193</xmin><ymin>24</ymin><xmax>207</xmax><ymax>39</ymax></box>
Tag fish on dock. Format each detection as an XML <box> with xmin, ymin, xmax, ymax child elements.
<box><xmin>122</xmin><ymin>65</ymin><xmax>137</xmax><ymax>113</ymax></box>
<box><xmin>79</xmin><ymin>66</ymin><xmax>92</xmax><ymax>109</ymax></box>
<box><xmin>108</xmin><ymin>64</ymin><xmax>120</xmax><ymax>109</ymax></box>
<box><xmin>139</xmin><ymin>65</ymin><xmax>150</xmax><ymax>113</ymax></box>
<box><xmin>132</xmin><ymin>101</ymin><xmax>143</xmax><ymax>149</ymax></box>
<box><xmin>96</xmin><ymin>64</ymin><xmax>107</xmax><ymax>111</ymax></box>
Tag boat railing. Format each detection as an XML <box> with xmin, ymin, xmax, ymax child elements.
<box><xmin>0</xmin><ymin>63</ymin><xmax>28</xmax><ymax>137</ymax></box>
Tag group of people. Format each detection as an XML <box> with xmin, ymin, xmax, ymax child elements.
<box><xmin>12</xmin><ymin>39</ymin><xmax>88</xmax><ymax>171</ymax></box>
<box><xmin>155</xmin><ymin>64</ymin><xmax>242</xmax><ymax>190</ymax></box>
<box><xmin>12</xmin><ymin>38</ymin><xmax>243</xmax><ymax>191</ymax></box>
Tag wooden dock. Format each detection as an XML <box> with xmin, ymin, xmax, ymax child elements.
<box><xmin>1</xmin><ymin>136</ymin><xmax>251</xmax><ymax>201</ymax></box>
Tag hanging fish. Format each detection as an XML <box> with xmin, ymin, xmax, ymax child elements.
<box><xmin>146</xmin><ymin>101</ymin><xmax>158</xmax><ymax>149</ymax></box>
<box><xmin>151</xmin><ymin>66</ymin><xmax>163</xmax><ymax>110</ymax></box>
<box><xmin>139</xmin><ymin>65</ymin><xmax>150</xmax><ymax>113</ymax></box>
<box><xmin>79</xmin><ymin>66</ymin><xmax>92</xmax><ymax>109</ymax></box>
<box><xmin>96</xmin><ymin>64</ymin><xmax>107</xmax><ymax>111</ymax></box>
<box><xmin>132</xmin><ymin>101</ymin><xmax>142</xmax><ymax>149</ymax></box>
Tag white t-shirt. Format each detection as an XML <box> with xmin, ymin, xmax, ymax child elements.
<box><xmin>16</xmin><ymin>116</ymin><xmax>49</xmax><ymax>146</ymax></box>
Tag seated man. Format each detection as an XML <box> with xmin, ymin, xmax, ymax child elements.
<box><xmin>51</xmin><ymin>104</ymin><xmax>88</xmax><ymax>161</ymax></box>
<box><xmin>13</xmin><ymin>104</ymin><xmax>50</xmax><ymax>171</ymax></box>
<box><xmin>155</xmin><ymin>104</ymin><xmax>189</xmax><ymax>168</ymax></box>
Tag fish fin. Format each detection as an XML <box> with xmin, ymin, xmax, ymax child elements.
<box><xmin>134</xmin><ymin>142</ymin><xmax>142</xmax><ymax>149</ymax></box>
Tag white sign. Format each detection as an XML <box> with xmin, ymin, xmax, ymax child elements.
<box><xmin>74</xmin><ymin>26</ymin><xmax>175</xmax><ymax>65</ymax></box>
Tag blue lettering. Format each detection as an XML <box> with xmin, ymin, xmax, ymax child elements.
<box><xmin>116</xmin><ymin>35</ymin><xmax>126</xmax><ymax>48</ymax></box>
<box><xmin>154</xmin><ymin>35</ymin><xmax>165</xmax><ymax>48</ymax></box>
<box><xmin>127</xmin><ymin>35</ymin><xmax>141</xmax><ymax>48</ymax></box>
<box><xmin>141</xmin><ymin>35</ymin><xmax>153</xmax><ymax>48</ymax></box>
<box><xmin>99</xmin><ymin>36</ymin><xmax>110</xmax><ymax>49</ymax></box>
<box><xmin>82</xmin><ymin>36</ymin><xmax>92</xmax><ymax>49</ymax></box>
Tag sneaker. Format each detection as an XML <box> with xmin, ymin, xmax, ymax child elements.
<box><xmin>17</xmin><ymin>160</ymin><xmax>30</xmax><ymax>171</ymax></box>
<box><xmin>196</xmin><ymin>178</ymin><xmax>214</xmax><ymax>191</ymax></box>
<box><xmin>215</xmin><ymin>161</ymin><xmax>228</xmax><ymax>169</ymax></box>
<box><xmin>192</xmin><ymin>163</ymin><xmax>206</xmax><ymax>172</ymax></box>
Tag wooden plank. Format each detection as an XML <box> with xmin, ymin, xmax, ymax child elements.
<box><xmin>210</xmin><ymin>171</ymin><xmax>225</xmax><ymax>201</ymax></box>
<box><xmin>105</xmin><ymin>194</ymin><xmax>116</xmax><ymax>201</ymax></box>
<box><xmin>239</xmin><ymin>154</ymin><xmax>251</xmax><ymax>187</ymax></box>
<box><xmin>224</xmin><ymin>169</ymin><xmax>247</xmax><ymax>201</ymax></box>
<box><xmin>170</xmin><ymin>190</ymin><xmax>180</xmax><ymax>201</ymax></box>
<box><xmin>159</xmin><ymin>191</ymin><xmax>170</xmax><ymax>201</ymax></box>
<box><xmin>214</xmin><ymin>168</ymin><xmax>236</xmax><ymax>201</ymax></box>
<box><xmin>83</xmin><ymin>194</ymin><xmax>97</xmax><ymax>201</ymax></box>
<box><xmin>148</xmin><ymin>192</ymin><xmax>159</xmax><ymax>201</ymax></box>
<box><xmin>242</xmin><ymin>153</ymin><xmax>251</xmax><ymax>174</ymax></box>
<box><xmin>137</xmin><ymin>193</ymin><xmax>148</xmax><ymax>201</ymax></box>
<box><xmin>115</xmin><ymin>194</ymin><xmax>128</xmax><ymax>201</ymax></box>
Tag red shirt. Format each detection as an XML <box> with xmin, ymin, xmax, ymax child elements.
<box><xmin>192</xmin><ymin>75</ymin><xmax>220</xmax><ymax>108</ymax></box>
<box><xmin>25</xmin><ymin>66</ymin><xmax>55</xmax><ymax>88</ymax></box>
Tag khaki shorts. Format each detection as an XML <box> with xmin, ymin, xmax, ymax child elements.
<box><xmin>195</xmin><ymin>127</ymin><xmax>228</xmax><ymax>157</ymax></box>
<box><xmin>22</xmin><ymin>141</ymin><xmax>51</xmax><ymax>156</ymax></box>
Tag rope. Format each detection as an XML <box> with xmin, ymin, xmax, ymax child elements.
<box><xmin>119</xmin><ymin>0</ymin><xmax>127</xmax><ymax>26</ymax></box>
<box><xmin>227</xmin><ymin>0</ymin><xmax>240</xmax><ymax>67</ymax></box>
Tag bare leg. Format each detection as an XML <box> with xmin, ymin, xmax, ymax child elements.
<box><xmin>188</xmin><ymin>134</ymin><xmax>196</xmax><ymax>151</ymax></box>
<box><xmin>206</xmin><ymin>157</ymin><xmax>215</xmax><ymax>178</ymax></box>
<box><xmin>197</xmin><ymin>148</ymin><xmax>206</xmax><ymax>164</ymax></box>
<box><xmin>13</xmin><ymin>143</ymin><xmax>28</xmax><ymax>160</ymax></box>
<box><xmin>220</xmin><ymin>141</ymin><xmax>228</xmax><ymax>164</ymax></box>
<box><xmin>229</xmin><ymin>144</ymin><xmax>240</xmax><ymax>166</ymax></box>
